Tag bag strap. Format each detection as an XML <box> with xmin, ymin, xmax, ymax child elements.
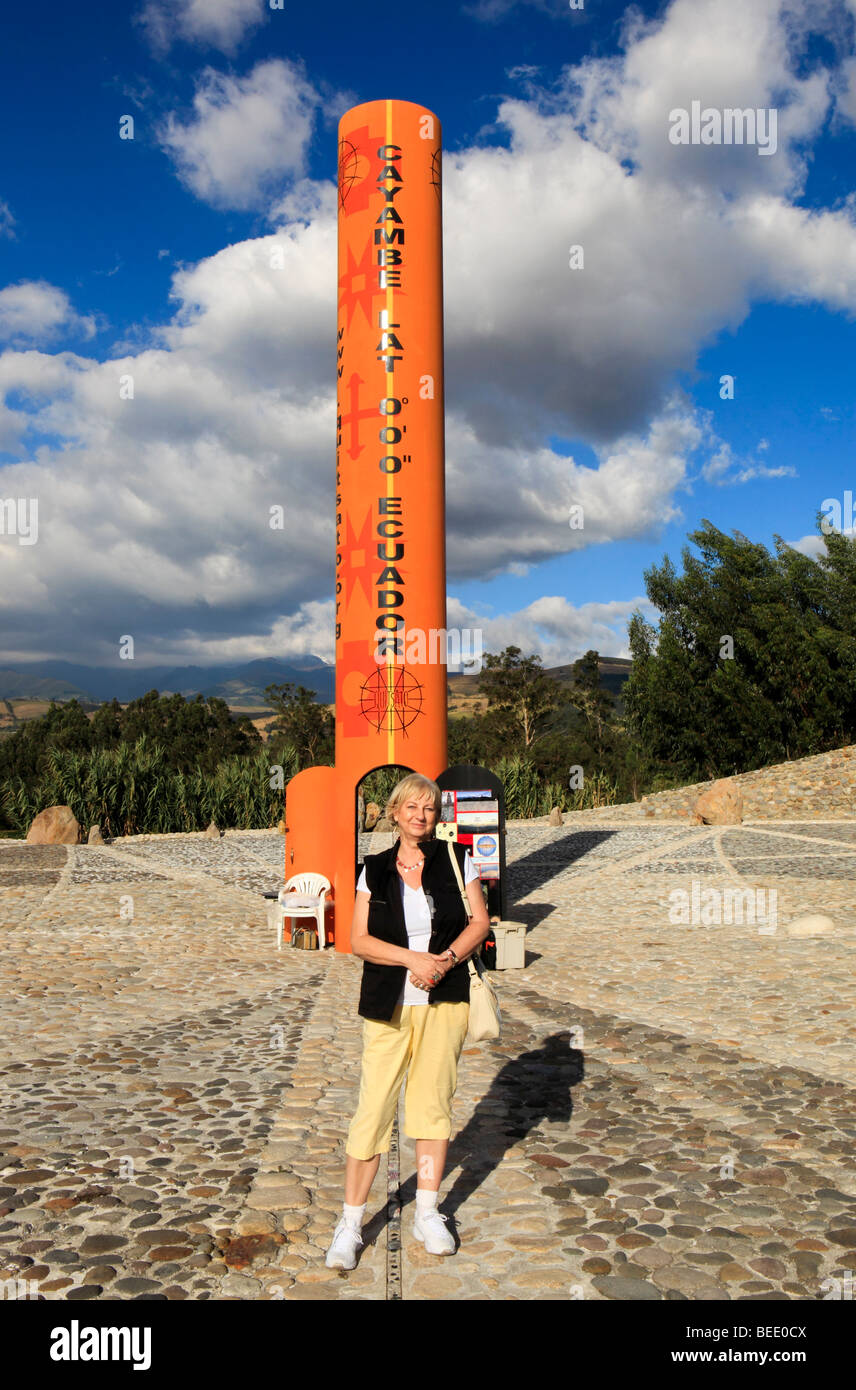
<box><xmin>445</xmin><ymin>839</ymin><xmax>473</xmax><ymax>918</ymax></box>
<box><xmin>445</xmin><ymin>840</ymin><xmax>486</xmax><ymax>979</ymax></box>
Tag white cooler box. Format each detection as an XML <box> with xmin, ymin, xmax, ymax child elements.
<box><xmin>492</xmin><ymin>921</ymin><xmax>526</xmax><ymax>970</ymax></box>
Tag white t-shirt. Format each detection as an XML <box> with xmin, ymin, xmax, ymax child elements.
<box><xmin>356</xmin><ymin>849</ymin><xmax>480</xmax><ymax>1007</ymax></box>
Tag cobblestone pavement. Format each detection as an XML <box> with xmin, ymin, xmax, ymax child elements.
<box><xmin>1</xmin><ymin>822</ymin><xmax>855</xmax><ymax>1301</ymax></box>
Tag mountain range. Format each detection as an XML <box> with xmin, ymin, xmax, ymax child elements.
<box><xmin>0</xmin><ymin>657</ymin><xmax>334</xmax><ymax>705</ymax></box>
<box><xmin>0</xmin><ymin>655</ymin><xmax>632</xmax><ymax>708</ymax></box>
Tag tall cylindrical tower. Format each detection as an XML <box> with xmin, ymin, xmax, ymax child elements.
<box><xmin>283</xmin><ymin>100</ymin><xmax>447</xmax><ymax>952</ymax></box>
<box><xmin>332</xmin><ymin>98</ymin><xmax>448</xmax><ymax>948</ymax></box>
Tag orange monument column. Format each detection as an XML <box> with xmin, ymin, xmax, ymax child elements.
<box><xmin>284</xmin><ymin>99</ymin><xmax>448</xmax><ymax>952</ymax></box>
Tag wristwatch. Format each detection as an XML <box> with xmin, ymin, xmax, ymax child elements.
<box><xmin>445</xmin><ymin>948</ymin><xmax>459</xmax><ymax>965</ymax></box>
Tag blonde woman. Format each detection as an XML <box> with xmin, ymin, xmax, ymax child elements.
<box><xmin>326</xmin><ymin>772</ymin><xmax>490</xmax><ymax>1268</ymax></box>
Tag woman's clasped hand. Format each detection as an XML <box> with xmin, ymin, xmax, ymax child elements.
<box><xmin>408</xmin><ymin>950</ymin><xmax>452</xmax><ymax>992</ymax></box>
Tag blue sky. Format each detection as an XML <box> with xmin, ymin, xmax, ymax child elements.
<box><xmin>1</xmin><ymin>0</ymin><xmax>856</xmax><ymax>670</ymax></box>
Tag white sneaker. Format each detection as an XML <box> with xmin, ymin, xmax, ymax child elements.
<box><xmin>325</xmin><ymin>1217</ymin><xmax>363</xmax><ymax>1269</ymax></box>
<box><xmin>413</xmin><ymin>1207</ymin><xmax>456</xmax><ymax>1255</ymax></box>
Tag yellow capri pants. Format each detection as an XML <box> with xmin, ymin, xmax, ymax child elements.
<box><xmin>346</xmin><ymin>1001</ymin><xmax>471</xmax><ymax>1160</ymax></box>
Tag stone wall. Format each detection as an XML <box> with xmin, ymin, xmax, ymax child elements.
<box><xmin>354</xmin><ymin>747</ymin><xmax>856</xmax><ymax>829</ymax></box>
<box><xmin>538</xmin><ymin>744</ymin><xmax>856</xmax><ymax>825</ymax></box>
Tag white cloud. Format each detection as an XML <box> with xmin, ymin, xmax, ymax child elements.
<box><xmin>559</xmin><ymin>0</ymin><xmax>833</xmax><ymax>197</ymax></box>
<box><xmin>0</xmin><ymin>218</ymin><xmax>698</xmax><ymax>663</ymax></box>
<box><xmin>784</xmin><ymin>532</ymin><xmax>835</xmax><ymax>556</ymax></box>
<box><xmin>137</xmin><ymin>0</ymin><xmax>265</xmax><ymax>55</ymax></box>
<box><xmin>0</xmin><ymin>282</ymin><xmax>97</xmax><ymax>346</ymax></box>
<box><xmin>3</xmin><ymin>0</ymin><xmax>856</xmax><ymax>666</ymax></box>
<box><xmin>443</xmin><ymin>399</ymin><xmax>700</xmax><ymax>580</ymax></box>
<box><xmin>735</xmin><ymin>193</ymin><xmax>856</xmax><ymax>311</ymax></box>
<box><xmin>158</xmin><ymin>60</ymin><xmax>321</xmax><ymax>210</ymax></box>
<box><xmin>446</xmin><ymin>593</ymin><xmax>651</xmax><ymax>667</ymax></box>
<box><xmin>701</xmin><ymin>440</ymin><xmax>797</xmax><ymax>485</ymax></box>
<box><xmin>437</xmin><ymin>2</ymin><xmax>856</xmax><ymax>450</ymax></box>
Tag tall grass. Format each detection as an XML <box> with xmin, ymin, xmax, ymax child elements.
<box><xmin>359</xmin><ymin>765</ymin><xmax>413</xmax><ymax>815</ymax></box>
<box><xmin>491</xmin><ymin>755</ymin><xmax>618</xmax><ymax>816</ymax></box>
<box><xmin>1</xmin><ymin>736</ymin><xmax>299</xmax><ymax>838</ymax></box>
<box><xmin>2</xmin><ymin>742</ymin><xmax>619</xmax><ymax>837</ymax></box>
<box><xmin>360</xmin><ymin>755</ymin><xmax>620</xmax><ymax>819</ymax></box>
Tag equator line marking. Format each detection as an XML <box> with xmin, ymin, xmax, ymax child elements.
<box><xmin>386</xmin><ymin>1111</ymin><xmax>402</xmax><ymax>1300</ymax></box>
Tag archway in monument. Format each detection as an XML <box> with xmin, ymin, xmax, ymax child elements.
<box><xmin>355</xmin><ymin>763</ymin><xmax>413</xmax><ymax>881</ymax></box>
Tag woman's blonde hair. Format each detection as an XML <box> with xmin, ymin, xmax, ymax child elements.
<box><xmin>384</xmin><ymin>772</ymin><xmax>441</xmax><ymax>825</ymax></box>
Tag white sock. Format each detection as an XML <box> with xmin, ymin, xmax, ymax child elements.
<box><xmin>416</xmin><ymin>1188</ymin><xmax>439</xmax><ymax>1212</ymax></box>
<box><xmin>342</xmin><ymin>1201</ymin><xmax>365</xmax><ymax>1229</ymax></box>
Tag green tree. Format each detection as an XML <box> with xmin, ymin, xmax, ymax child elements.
<box><xmin>264</xmin><ymin>683</ymin><xmax>334</xmax><ymax>768</ymax></box>
<box><xmin>623</xmin><ymin>519</ymin><xmax>856</xmax><ymax>781</ymax></box>
<box><xmin>117</xmin><ymin>691</ymin><xmax>261</xmax><ymax>773</ymax></box>
<box><xmin>477</xmin><ymin>646</ymin><xmax>570</xmax><ymax>750</ymax></box>
<box><xmin>90</xmin><ymin>698</ymin><xmax>123</xmax><ymax>749</ymax></box>
<box><xmin>0</xmin><ymin>699</ymin><xmax>93</xmax><ymax>788</ymax></box>
<box><xmin>0</xmin><ymin>690</ymin><xmax>263</xmax><ymax>834</ymax></box>
<box><xmin>568</xmin><ymin>650</ymin><xmax>615</xmax><ymax>760</ymax></box>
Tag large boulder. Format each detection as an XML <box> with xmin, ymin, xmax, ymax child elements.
<box><xmin>692</xmin><ymin>779</ymin><xmax>743</xmax><ymax>825</ymax></box>
<box><xmin>27</xmin><ymin>805</ymin><xmax>81</xmax><ymax>844</ymax></box>
<box><xmin>548</xmin><ymin>806</ymin><xmax>564</xmax><ymax>827</ymax></box>
<box><xmin>373</xmin><ymin>815</ymin><xmax>395</xmax><ymax>833</ymax></box>
<box><xmin>87</xmin><ymin>825</ymin><xmax>106</xmax><ymax>846</ymax></box>
<box><xmin>363</xmin><ymin>802</ymin><xmax>380</xmax><ymax>831</ymax></box>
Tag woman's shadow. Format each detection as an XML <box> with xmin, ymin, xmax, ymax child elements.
<box><xmin>382</xmin><ymin>1031</ymin><xmax>585</xmax><ymax>1244</ymax></box>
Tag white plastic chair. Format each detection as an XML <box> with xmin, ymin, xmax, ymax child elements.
<box><xmin>276</xmin><ymin>874</ymin><xmax>332</xmax><ymax>950</ymax></box>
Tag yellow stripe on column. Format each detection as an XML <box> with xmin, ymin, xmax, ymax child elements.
<box><xmin>386</xmin><ymin>98</ymin><xmax>396</xmax><ymax>766</ymax></box>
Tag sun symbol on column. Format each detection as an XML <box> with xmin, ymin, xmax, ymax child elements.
<box><xmin>338</xmin><ymin>125</ymin><xmax>384</xmax><ymax>212</ymax></box>
<box><xmin>338</xmin><ymin>139</ymin><xmax>364</xmax><ymax>210</ymax></box>
<box><xmin>430</xmin><ymin>147</ymin><xmax>442</xmax><ymax>204</ymax></box>
<box><xmin>359</xmin><ymin>668</ymin><xmax>424</xmax><ymax>733</ymax></box>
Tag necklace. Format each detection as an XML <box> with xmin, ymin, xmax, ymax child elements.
<box><xmin>396</xmin><ymin>855</ymin><xmax>424</xmax><ymax>871</ymax></box>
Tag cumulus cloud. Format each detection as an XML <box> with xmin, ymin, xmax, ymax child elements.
<box><xmin>0</xmin><ymin>282</ymin><xmax>97</xmax><ymax>347</ymax></box>
<box><xmin>3</xmin><ymin>0</ymin><xmax>856</xmax><ymax>666</ymax></box>
<box><xmin>444</xmin><ymin>400</ymin><xmax>703</xmax><ymax>580</ymax></box>
<box><xmin>446</xmin><ymin>594</ymin><xmax>650</xmax><ymax>668</ymax></box>
<box><xmin>157</xmin><ymin>60</ymin><xmax>321</xmax><ymax>210</ymax></box>
<box><xmin>136</xmin><ymin>0</ymin><xmax>265</xmax><ymax>55</ymax></box>
<box><xmin>784</xmin><ymin>532</ymin><xmax>835</xmax><ymax>556</ymax></box>
<box><xmin>440</xmin><ymin>2</ymin><xmax>856</xmax><ymax>448</ymax></box>
<box><xmin>557</xmin><ymin>0</ymin><xmax>834</xmax><ymax>197</ymax></box>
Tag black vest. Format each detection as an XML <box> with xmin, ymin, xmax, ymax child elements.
<box><xmin>357</xmin><ymin>837</ymin><xmax>472</xmax><ymax>1022</ymax></box>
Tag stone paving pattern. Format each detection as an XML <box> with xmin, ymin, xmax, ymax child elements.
<box><xmin>1</xmin><ymin>815</ymin><xmax>855</xmax><ymax>1300</ymax></box>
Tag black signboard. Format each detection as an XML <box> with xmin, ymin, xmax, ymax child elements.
<box><xmin>435</xmin><ymin>763</ymin><xmax>507</xmax><ymax>922</ymax></box>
